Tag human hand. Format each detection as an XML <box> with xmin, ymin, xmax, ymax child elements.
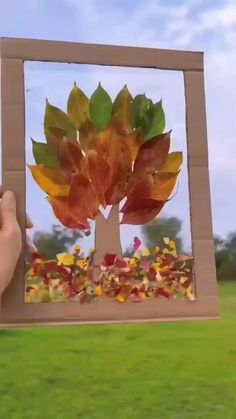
<box><xmin>0</xmin><ymin>190</ymin><xmax>37</xmax><ymax>297</ymax></box>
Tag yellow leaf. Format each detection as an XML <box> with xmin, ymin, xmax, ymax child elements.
<box><xmin>28</xmin><ymin>165</ymin><xmax>70</xmax><ymax>197</ymax></box>
<box><xmin>154</xmin><ymin>246</ymin><xmax>160</xmax><ymax>253</ymax></box>
<box><xmin>67</xmin><ymin>83</ymin><xmax>89</xmax><ymax>129</ymax></box>
<box><xmin>57</xmin><ymin>253</ymin><xmax>75</xmax><ymax>266</ymax></box>
<box><xmin>134</xmin><ymin>251</ymin><xmax>141</xmax><ymax>259</ymax></box>
<box><xmin>116</xmin><ymin>294</ymin><xmax>126</xmax><ymax>303</ymax></box>
<box><xmin>142</xmin><ymin>247</ymin><xmax>150</xmax><ymax>256</ymax></box>
<box><xmin>163</xmin><ymin>237</ymin><xmax>169</xmax><ymax>244</ymax></box>
<box><xmin>187</xmin><ymin>285</ymin><xmax>196</xmax><ymax>301</ymax></box>
<box><xmin>95</xmin><ymin>286</ymin><xmax>103</xmax><ymax>297</ymax></box>
<box><xmin>76</xmin><ymin>259</ymin><xmax>88</xmax><ymax>270</ymax></box>
<box><xmin>129</xmin><ymin>258</ymin><xmax>137</xmax><ymax>268</ymax></box>
<box><xmin>74</xmin><ymin>245</ymin><xmax>82</xmax><ymax>254</ymax></box>
<box><xmin>143</xmin><ymin>276</ymin><xmax>149</xmax><ymax>286</ymax></box>
<box><xmin>180</xmin><ymin>276</ymin><xmax>187</xmax><ymax>284</ymax></box>
<box><xmin>112</xmin><ymin>85</ymin><xmax>134</xmax><ymax>133</ymax></box>
<box><xmin>152</xmin><ymin>172</ymin><xmax>179</xmax><ymax>201</ymax></box>
<box><xmin>160</xmin><ymin>152</ymin><xmax>183</xmax><ymax>173</ymax></box>
<box><xmin>152</xmin><ymin>262</ymin><xmax>160</xmax><ymax>272</ymax></box>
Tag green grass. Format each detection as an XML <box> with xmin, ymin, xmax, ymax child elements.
<box><xmin>0</xmin><ymin>282</ymin><xmax>236</xmax><ymax>419</ymax></box>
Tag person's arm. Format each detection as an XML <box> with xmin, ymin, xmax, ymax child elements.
<box><xmin>0</xmin><ymin>190</ymin><xmax>36</xmax><ymax>300</ymax></box>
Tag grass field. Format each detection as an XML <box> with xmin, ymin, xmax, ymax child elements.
<box><xmin>0</xmin><ymin>282</ymin><xmax>235</xmax><ymax>419</ymax></box>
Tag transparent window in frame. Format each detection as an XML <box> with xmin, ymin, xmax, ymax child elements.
<box><xmin>24</xmin><ymin>61</ymin><xmax>195</xmax><ymax>305</ymax></box>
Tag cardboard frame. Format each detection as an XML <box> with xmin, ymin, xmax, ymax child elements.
<box><xmin>0</xmin><ymin>37</ymin><xmax>218</xmax><ymax>327</ymax></box>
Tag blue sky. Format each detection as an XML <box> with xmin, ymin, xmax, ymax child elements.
<box><xmin>1</xmin><ymin>0</ymin><xmax>236</xmax><ymax>251</ymax></box>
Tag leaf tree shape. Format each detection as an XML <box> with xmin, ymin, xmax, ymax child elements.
<box><xmin>28</xmin><ymin>82</ymin><xmax>183</xmax><ymax>261</ymax></box>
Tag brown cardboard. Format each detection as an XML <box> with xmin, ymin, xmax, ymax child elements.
<box><xmin>0</xmin><ymin>38</ymin><xmax>218</xmax><ymax>327</ymax></box>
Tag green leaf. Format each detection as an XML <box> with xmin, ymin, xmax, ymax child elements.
<box><xmin>67</xmin><ymin>83</ymin><xmax>89</xmax><ymax>129</ymax></box>
<box><xmin>44</xmin><ymin>100</ymin><xmax>77</xmax><ymax>150</ymax></box>
<box><xmin>89</xmin><ymin>83</ymin><xmax>112</xmax><ymax>131</ymax></box>
<box><xmin>32</xmin><ymin>139</ymin><xmax>59</xmax><ymax>167</ymax></box>
<box><xmin>133</xmin><ymin>94</ymin><xmax>153</xmax><ymax>128</ymax></box>
<box><xmin>112</xmin><ymin>85</ymin><xmax>134</xmax><ymax>133</ymax></box>
<box><xmin>141</xmin><ymin>100</ymin><xmax>165</xmax><ymax>140</ymax></box>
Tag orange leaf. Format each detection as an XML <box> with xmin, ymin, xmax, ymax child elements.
<box><xmin>120</xmin><ymin>199</ymin><xmax>165</xmax><ymax>225</ymax></box>
<box><xmin>48</xmin><ymin>196</ymin><xmax>89</xmax><ymax>229</ymax></box>
<box><xmin>133</xmin><ymin>131</ymin><xmax>171</xmax><ymax>177</ymax></box>
<box><xmin>68</xmin><ymin>173</ymin><xmax>100</xmax><ymax>220</ymax></box>
<box><xmin>88</xmin><ymin>150</ymin><xmax>111</xmax><ymax>207</ymax></box>
<box><xmin>28</xmin><ymin>165</ymin><xmax>70</xmax><ymax>197</ymax></box>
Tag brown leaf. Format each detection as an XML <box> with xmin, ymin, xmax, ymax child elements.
<box><xmin>133</xmin><ymin>131</ymin><xmax>171</xmax><ymax>177</ymax></box>
<box><xmin>120</xmin><ymin>199</ymin><xmax>165</xmax><ymax>225</ymax></box>
<box><xmin>121</xmin><ymin>174</ymin><xmax>154</xmax><ymax>212</ymax></box>
<box><xmin>59</xmin><ymin>138</ymin><xmax>88</xmax><ymax>177</ymax></box>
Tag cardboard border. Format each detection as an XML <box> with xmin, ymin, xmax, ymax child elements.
<box><xmin>0</xmin><ymin>37</ymin><xmax>218</xmax><ymax>327</ymax></box>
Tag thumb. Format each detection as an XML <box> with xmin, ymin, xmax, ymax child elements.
<box><xmin>0</xmin><ymin>190</ymin><xmax>18</xmax><ymax>231</ymax></box>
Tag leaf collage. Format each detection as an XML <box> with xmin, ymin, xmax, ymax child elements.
<box><xmin>28</xmin><ymin>83</ymin><xmax>183</xmax><ymax>232</ymax></box>
<box><xmin>25</xmin><ymin>237</ymin><xmax>195</xmax><ymax>304</ymax></box>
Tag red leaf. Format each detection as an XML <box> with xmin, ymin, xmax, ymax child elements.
<box><xmin>48</xmin><ymin>196</ymin><xmax>89</xmax><ymax>230</ymax></box>
<box><xmin>156</xmin><ymin>288</ymin><xmax>170</xmax><ymax>298</ymax></box>
<box><xmin>116</xmin><ymin>258</ymin><xmax>127</xmax><ymax>268</ymax></box>
<box><xmin>120</xmin><ymin>199</ymin><xmax>165</xmax><ymax>225</ymax></box>
<box><xmin>104</xmin><ymin>254</ymin><xmax>117</xmax><ymax>266</ymax></box>
<box><xmin>133</xmin><ymin>237</ymin><xmax>141</xmax><ymax>251</ymax></box>
<box><xmin>148</xmin><ymin>267</ymin><xmax>157</xmax><ymax>281</ymax></box>
<box><xmin>133</xmin><ymin>131</ymin><xmax>171</xmax><ymax>177</ymax></box>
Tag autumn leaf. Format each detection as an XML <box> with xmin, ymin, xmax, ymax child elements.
<box><xmin>28</xmin><ymin>165</ymin><xmax>70</xmax><ymax>196</ymax></box>
<box><xmin>31</xmin><ymin>139</ymin><xmax>58</xmax><ymax>167</ymax></box>
<box><xmin>48</xmin><ymin>196</ymin><xmax>89</xmax><ymax>229</ymax></box>
<box><xmin>121</xmin><ymin>174</ymin><xmax>154</xmax><ymax>212</ymax></box>
<box><xmin>88</xmin><ymin>149</ymin><xmax>111</xmax><ymax>207</ymax></box>
<box><xmin>59</xmin><ymin>137</ymin><xmax>88</xmax><ymax>177</ymax></box>
<box><xmin>133</xmin><ymin>237</ymin><xmax>141</xmax><ymax>251</ymax></box>
<box><xmin>68</xmin><ymin>173</ymin><xmax>100</xmax><ymax>220</ymax></box>
<box><xmin>120</xmin><ymin>199</ymin><xmax>165</xmax><ymax>225</ymax></box>
<box><xmin>67</xmin><ymin>83</ymin><xmax>89</xmax><ymax>129</ymax></box>
<box><xmin>89</xmin><ymin>83</ymin><xmax>112</xmax><ymax>131</ymax></box>
<box><xmin>88</xmin><ymin>127</ymin><xmax>133</xmax><ymax>205</ymax></box>
<box><xmin>44</xmin><ymin>100</ymin><xmax>77</xmax><ymax>151</ymax></box>
<box><xmin>133</xmin><ymin>131</ymin><xmax>171</xmax><ymax>177</ymax></box>
<box><xmin>152</xmin><ymin>172</ymin><xmax>179</xmax><ymax>200</ymax></box>
<box><xmin>78</xmin><ymin>120</ymin><xmax>97</xmax><ymax>152</ymax></box>
<box><xmin>112</xmin><ymin>85</ymin><xmax>134</xmax><ymax>133</ymax></box>
<box><xmin>160</xmin><ymin>152</ymin><xmax>183</xmax><ymax>173</ymax></box>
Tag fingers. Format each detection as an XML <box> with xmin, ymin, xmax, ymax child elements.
<box><xmin>0</xmin><ymin>190</ymin><xmax>19</xmax><ymax>231</ymax></box>
<box><xmin>0</xmin><ymin>187</ymin><xmax>34</xmax><ymax>229</ymax></box>
<box><xmin>26</xmin><ymin>214</ymin><xmax>33</xmax><ymax>229</ymax></box>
